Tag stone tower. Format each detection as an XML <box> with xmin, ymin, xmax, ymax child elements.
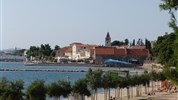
<box><xmin>105</xmin><ymin>32</ymin><xmax>111</xmax><ymax>47</ymax></box>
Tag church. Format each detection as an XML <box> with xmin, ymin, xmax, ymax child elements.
<box><xmin>105</xmin><ymin>32</ymin><xmax>111</xmax><ymax>47</ymax></box>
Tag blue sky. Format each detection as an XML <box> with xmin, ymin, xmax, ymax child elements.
<box><xmin>0</xmin><ymin>0</ymin><xmax>173</xmax><ymax>49</ymax></box>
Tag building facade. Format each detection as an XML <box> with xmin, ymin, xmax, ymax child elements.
<box><xmin>56</xmin><ymin>42</ymin><xmax>97</xmax><ymax>62</ymax></box>
<box><xmin>94</xmin><ymin>46</ymin><xmax>149</xmax><ymax>65</ymax></box>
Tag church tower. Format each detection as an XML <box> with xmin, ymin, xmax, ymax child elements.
<box><xmin>105</xmin><ymin>32</ymin><xmax>111</xmax><ymax>47</ymax></box>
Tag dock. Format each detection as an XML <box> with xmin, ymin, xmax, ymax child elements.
<box><xmin>0</xmin><ymin>68</ymin><xmax>87</xmax><ymax>72</ymax></box>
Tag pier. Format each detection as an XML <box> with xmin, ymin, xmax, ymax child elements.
<box><xmin>0</xmin><ymin>68</ymin><xmax>87</xmax><ymax>72</ymax></box>
<box><xmin>0</xmin><ymin>68</ymin><xmax>143</xmax><ymax>75</ymax></box>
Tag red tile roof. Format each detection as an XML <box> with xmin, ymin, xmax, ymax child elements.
<box><xmin>95</xmin><ymin>47</ymin><xmax>115</xmax><ymax>55</ymax></box>
<box><xmin>127</xmin><ymin>48</ymin><xmax>149</xmax><ymax>56</ymax></box>
<box><xmin>70</xmin><ymin>42</ymin><xmax>83</xmax><ymax>46</ymax></box>
<box><xmin>76</xmin><ymin>44</ymin><xmax>98</xmax><ymax>47</ymax></box>
<box><xmin>114</xmin><ymin>48</ymin><xmax>126</xmax><ymax>55</ymax></box>
<box><xmin>59</xmin><ymin>46</ymin><xmax>71</xmax><ymax>53</ymax></box>
<box><xmin>95</xmin><ymin>46</ymin><xmax>149</xmax><ymax>57</ymax></box>
<box><xmin>129</xmin><ymin>46</ymin><xmax>145</xmax><ymax>49</ymax></box>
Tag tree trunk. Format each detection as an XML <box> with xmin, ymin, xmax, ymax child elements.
<box><xmin>109</xmin><ymin>88</ymin><xmax>110</xmax><ymax>100</ymax></box>
<box><xmin>136</xmin><ymin>85</ymin><xmax>139</xmax><ymax>97</ymax></box>
<box><xmin>120</xmin><ymin>88</ymin><xmax>122</xmax><ymax>100</ymax></box>
<box><xmin>106</xmin><ymin>89</ymin><xmax>108</xmax><ymax>100</ymax></box>
<box><xmin>127</xmin><ymin>87</ymin><xmax>130</xmax><ymax>99</ymax></box>
<box><xmin>117</xmin><ymin>87</ymin><xmax>120</xmax><ymax>100</ymax></box>
<box><xmin>81</xmin><ymin>94</ymin><xmax>85</xmax><ymax>100</ymax></box>
<box><xmin>145</xmin><ymin>85</ymin><xmax>147</xmax><ymax>94</ymax></box>
<box><xmin>96</xmin><ymin>89</ymin><xmax>97</xmax><ymax>100</ymax></box>
<box><xmin>104</xmin><ymin>89</ymin><xmax>106</xmax><ymax>100</ymax></box>
<box><xmin>115</xmin><ymin>88</ymin><xmax>117</xmax><ymax>99</ymax></box>
<box><xmin>151</xmin><ymin>81</ymin><xmax>154</xmax><ymax>92</ymax></box>
<box><xmin>131</xmin><ymin>87</ymin><xmax>134</xmax><ymax>98</ymax></box>
<box><xmin>140</xmin><ymin>85</ymin><xmax>142</xmax><ymax>96</ymax></box>
<box><xmin>29</xmin><ymin>94</ymin><xmax>32</xmax><ymax>100</ymax></box>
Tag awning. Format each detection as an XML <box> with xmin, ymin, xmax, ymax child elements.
<box><xmin>104</xmin><ymin>59</ymin><xmax>132</xmax><ymax>65</ymax></box>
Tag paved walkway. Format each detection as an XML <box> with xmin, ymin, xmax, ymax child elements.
<box><xmin>149</xmin><ymin>92</ymin><xmax>178</xmax><ymax>100</ymax></box>
<box><xmin>130</xmin><ymin>92</ymin><xmax>178</xmax><ymax>100</ymax></box>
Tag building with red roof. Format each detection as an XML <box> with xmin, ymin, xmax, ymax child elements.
<box><xmin>94</xmin><ymin>46</ymin><xmax>149</xmax><ymax>65</ymax></box>
<box><xmin>56</xmin><ymin>42</ymin><xmax>97</xmax><ymax>62</ymax></box>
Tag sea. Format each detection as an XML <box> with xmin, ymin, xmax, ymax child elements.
<box><xmin>0</xmin><ymin>62</ymin><xmax>144</xmax><ymax>99</ymax></box>
<box><xmin>0</xmin><ymin>62</ymin><xmax>144</xmax><ymax>87</ymax></box>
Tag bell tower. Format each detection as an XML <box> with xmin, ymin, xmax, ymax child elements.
<box><xmin>105</xmin><ymin>32</ymin><xmax>111</xmax><ymax>47</ymax></box>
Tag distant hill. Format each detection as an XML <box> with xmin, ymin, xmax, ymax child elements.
<box><xmin>0</xmin><ymin>48</ymin><xmax>26</xmax><ymax>56</ymax></box>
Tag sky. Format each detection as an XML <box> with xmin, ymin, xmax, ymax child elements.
<box><xmin>0</xmin><ymin>0</ymin><xmax>175</xmax><ymax>49</ymax></box>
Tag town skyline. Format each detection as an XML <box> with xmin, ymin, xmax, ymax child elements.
<box><xmin>0</xmin><ymin>0</ymin><xmax>173</xmax><ymax>49</ymax></box>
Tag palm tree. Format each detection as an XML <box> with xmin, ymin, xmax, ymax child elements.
<box><xmin>26</xmin><ymin>79</ymin><xmax>47</xmax><ymax>100</ymax></box>
<box><xmin>47</xmin><ymin>82</ymin><xmax>62</xmax><ymax>100</ymax></box>
<box><xmin>72</xmin><ymin>78</ymin><xmax>91</xmax><ymax>100</ymax></box>
<box><xmin>0</xmin><ymin>77</ymin><xmax>9</xmax><ymax>99</ymax></box>
<box><xmin>86</xmin><ymin>68</ymin><xmax>103</xmax><ymax>100</ymax></box>
<box><xmin>102</xmin><ymin>72</ymin><xmax>111</xmax><ymax>100</ymax></box>
<box><xmin>141</xmin><ymin>71</ymin><xmax>151</xmax><ymax>94</ymax></box>
<box><xmin>0</xmin><ymin>79</ymin><xmax>24</xmax><ymax>100</ymax></box>
<box><xmin>58</xmin><ymin>80</ymin><xmax>72</xmax><ymax>99</ymax></box>
<box><xmin>129</xmin><ymin>76</ymin><xmax>135</xmax><ymax>98</ymax></box>
<box><xmin>47</xmin><ymin>80</ymin><xmax>71</xmax><ymax>100</ymax></box>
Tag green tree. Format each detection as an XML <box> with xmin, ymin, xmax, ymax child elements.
<box><xmin>47</xmin><ymin>80</ymin><xmax>71</xmax><ymax>100</ymax></box>
<box><xmin>86</xmin><ymin>69</ymin><xmax>103</xmax><ymax>100</ymax></box>
<box><xmin>0</xmin><ymin>79</ymin><xmax>24</xmax><ymax>100</ymax></box>
<box><xmin>111</xmin><ymin>40</ymin><xmax>125</xmax><ymax>46</ymax></box>
<box><xmin>72</xmin><ymin>78</ymin><xmax>91</xmax><ymax>100</ymax></box>
<box><xmin>137</xmin><ymin>38</ymin><xmax>144</xmax><ymax>46</ymax></box>
<box><xmin>27</xmin><ymin>46</ymin><xmax>40</xmax><ymax>58</ymax></box>
<box><xmin>145</xmin><ymin>39</ymin><xmax>152</xmax><ymax>52</ymax></box>
<box><xmin>26</xmin><ymin>80</ymin><xmax>47</xmax><ymax>100</ymax></box>
<box><xmin>102</xmin><ymin>72</ymin><xmax>112</xmax><ymax>100</ymax></box>
<box><xmin>54</xmin><ymin>45</ymin><xmax>60</xmax><ymax>51</ymax></box>
<box><xmin>159</xmin><ymin>0</ymin><xmax>178</xmax><ymax>85</ymax></box>
<box><xmin>132</xmin><ymin>39</ymin><xmax>135</xmax><ymax>46</ymax></box>
<box><xmin>124</xmin><ymin>39</ymin><xmax>129</xmax><ymax>45</ymax></box>
<box><xmin>47</xmin><ymin>82</ymin><xmax>62</xmax><ymax>100</ymax></box>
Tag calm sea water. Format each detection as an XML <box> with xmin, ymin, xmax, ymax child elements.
<box><xmin>0</xmin><ymin>62</ymin><xmax>143</xmax><ymax>88</ymax></box>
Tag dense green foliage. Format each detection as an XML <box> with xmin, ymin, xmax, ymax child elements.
<box><xmin>26</xmin><ymin>80</ymin><xmax>47</xmax><ymax>100</ymax></box>
<box><xmin>0</xmin><ymin>78</ymin><xmax>24</xmax><ymax>100</ymax></box>
<box><xmin>155</xmin><ymin>0</ymin><xmax>178</xmax><ymax>85</ymax></box>
<box><xmin>111</xmin><ymin>40</ymin><xmax>126</xmax><ymax>46</ymax></box>
<box><xmin>26</xmin><ymin>44</ymin><xmax>57</xmax><ymax>61</ymax></box>
<box><xmin>145</xmin><ymin>39</ymin><xmax>151</xmax><ymax>52</ymax></box>
<box><xmin>27</xmin><ymin>44</ymin><xmax>53</xmax><ymax>58</ymax></box>
<box><xmin>72</xmin><ymin>78</ymin><xmax>91</xmax><ymax>99</ymax></box>
<box><xmin>152</xmin><ymin>33</ymin><xmax>176</xmax><ymax>65</ymax></box>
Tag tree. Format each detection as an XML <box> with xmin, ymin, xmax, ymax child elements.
<box><xmin>124</xmin><ymin>39</ymin><xmax>129</xmax><ymax>45</ymax></box>
<box><xmin>132</xmin><ymin>39</ymin><xmax>135</xmax><ymax>46</ymax></box>
<box><xmin>47</xmin><ymin>82</ymin><xmax>63</xmax><ymax>100</ymax></box>
<box><xmin>102</xmin><ymin>72</ymin><xmax>112</xmax><ymax>100</ymax></box>
<box><xmin>72</xmin><ymin>78</ymin><xmax>91</xmax><ymax>100</ymax></box>
<box><xmin>58</xmin><ymin>80</ymin><xmax>72</xmax><ymax>98</ymax></box>
<box><xmin>54</xmin><ymin>45</ymin><xmax>60</xmax><ymax>51</ymax></box>
<box><xmin>85</xmin><ymin>69</ymin><xmax>103</xmax><ymax>100</ymax></box>
<box><xmin>47</xmin><ymin>80</ymin><xmax>71</xmax><ymax>100</ymax></box>
<box><xmin>0</xmin><ymin>79</ymin><xmax>24</xmax><ymax>100</ymax></box>
<box><xmin>111</xmin><ymin>40</ymin><xmax>125</xmax><ymax>46</ymax></box>
<box><xmin>27</xmin><ymin>46</ymin><xmax>40</xmax><ymax>58</ymax></box>
<box><xmin>26</xmin><ymin>80</ymin><xmax>47</xmax><ymax>100</ymax></box>
<box><xmin>145</xmin><ymin>39</ymin><xmax>152</xmax><ymax>53</ymax></box>
<box><xmin>137</xmin><ymin>38</ymin><xmax>144</xmax><ymax>46</ymax></box>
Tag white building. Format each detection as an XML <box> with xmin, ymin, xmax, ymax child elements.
<box><xmin>56</xmin><ymin>42</ymin><xmax>97</xmax><ymax>61</ymax></box>
<box><xmin>70</xmin><ymin>43</ymin><xmax>96</xmax><ymax>60</ymax></box>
